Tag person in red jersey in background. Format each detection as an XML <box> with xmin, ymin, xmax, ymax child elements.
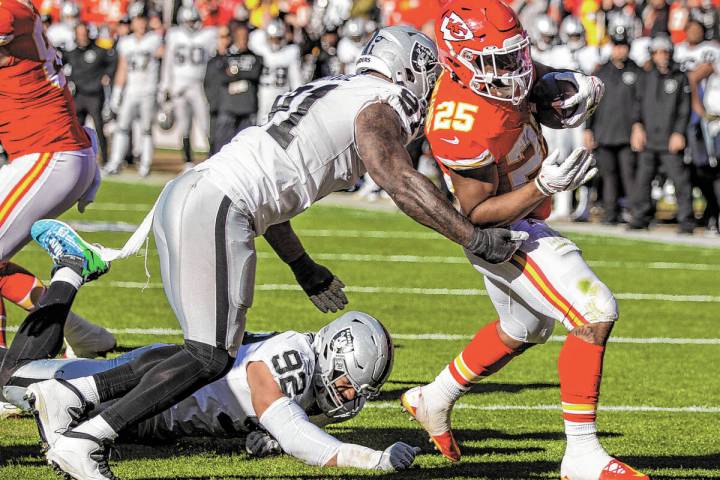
<box><xmin>401</xmin><ymin>1</ymin><xmax>649</xmax><ymax>479</ymax></box>
<box><xmin>0</xmin><ymin>0</ymin><xmax>115</xmax><ymax>384</ymax></box>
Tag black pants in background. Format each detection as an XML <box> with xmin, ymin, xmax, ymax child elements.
<box><xmin>75</xmin><ymin>93</ymin><xmax>108</xmax><ymax>164</ymax></box>
<box><xmin>632</xmin><ymin>150</ymin><xmax>694</xmax><ymax>229</ymax></box>
<box><xmin>213</xmin><ymin>111</ymin><xmax>255</xmax><ymax>153</ymax></box>
<box><xmin>595</xmin><ymin>145</ymin><xmax>636</xmax><ymax>222</ymax></box>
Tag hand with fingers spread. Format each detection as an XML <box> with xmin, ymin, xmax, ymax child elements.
<box><xmin>466</xmin><ymin>228</ymin><xmax>529</xmax><ymax>264</ymax></box>
<box><xmin>375</xmin><ymin>442</ymin><xmax>421</xmax><ymax>471</ymax></box>
<box><xmin>535</xmin><ymin>148</ymin><xmax>597</xmax><ymax>197</ymax></box>
<box><xmin>289</xmin><ymin>253</ymin><xmax>348</xmax><ymax>313</ymax></box>
<box><xmin>553</xmin><ymin>71</ymin><xmax>605</xmax><ymax>128</ymax></box>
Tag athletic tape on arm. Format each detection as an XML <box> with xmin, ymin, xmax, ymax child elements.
<box><xmin>259</xmin><ymin>396</ymin><xmax>343</xmax><ymax>467</ymax></box>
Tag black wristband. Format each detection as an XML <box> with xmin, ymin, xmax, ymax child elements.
<box><xmin>288</xmin><ymin>252</ymin><xmax>314</xmax><ymax>275</ymax></box>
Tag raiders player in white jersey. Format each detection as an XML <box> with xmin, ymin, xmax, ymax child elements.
<box><xmin>159</xmin><ymin>6</ymin><xmax>217</xmax><ymax>168</ymax></box>
<box><xmin>674</xmin><ymin>20</ymin><xmax>720</xmax><ymax>73</ymax></box>
<box><xmin>248</xmin><ymin>19</ymin><xmax>302</xmax><ymax>125</ymax></box>
<box><xmin>30</xmin><ymin>26</ymin><xmax>524</xmax><ymax>480</ymax></box>
<box><xmin>103</xmin><ymin>3</ymin><xmax>163</xmax><ymax>177</ymax></box>
<box><xmin>337</xmin><ymin>18</ymin><xmax>372</xmax><ymax>75</ymax></box>
<box><xmin>6</xmin><ymin>308</ymin><xmax>418</xmax><ymax>471</ymax></box>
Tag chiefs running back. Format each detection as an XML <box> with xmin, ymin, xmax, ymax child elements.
<box><xmin>403</xmin><ymin>2</ymin><xmax>649</xmax><ymax>480</ymax></box>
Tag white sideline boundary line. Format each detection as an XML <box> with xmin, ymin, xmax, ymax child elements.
<box><xmin>367</xmin><ymin>402</ymin><xmax>720</xmax><ymax>413</ymax></box>
<box><xmin>85</xmin><ymin>281</ymin><xmax>720</xmax><ymax>304</ymax></box>
<box><xmin>6</xmin><ymin>325</ymin><xmax>718</xmax><ymax>345</ymax></box>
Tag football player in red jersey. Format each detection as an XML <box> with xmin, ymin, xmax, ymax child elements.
<box><xmin>401</xmin><ymin>1</ymin><xmax>649</xmax><ymax>479</ymax></box>
<box><xmin>0</xmin><ymin>0</ymin><xmax>115</xmax><ymax>366</ymax></box>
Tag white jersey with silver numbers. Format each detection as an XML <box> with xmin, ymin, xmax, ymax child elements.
<box><xmin>249</xmin><ymin>29</ymin><xmax>303</xmax><ymax>124</ymax></box>
<box><xmin>5</xmin><ymin>332</ymin><xmax>318</xmax><ymax>438</ymax></box>
<box><xmin>196</xmin><ymin>74</ymin><xmax>423</xmax><ymax>234</ymax></box>
<box><xmin>117</xmin><ymin>32</ymin><xmax>163</xmax><ymax>93</ymax></box>
<box><xmin>673</xmin><ymin>41</ymin><xmax>720</xmax><ymax>72</ymax></box>
<box><xmin>161</xmin><ymin>26</ymin><xmax>217</xmax><ymax>93</ymax></box>
<box><xmin>155</xmin><ymin>331</ymin><xmax>317</xmax><ymax>437</ymax></box>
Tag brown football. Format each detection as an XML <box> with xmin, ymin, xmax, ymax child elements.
<box><xmin>531</xmin><ymin>73</ymin><xmax>579</xmax><ymax>129</ymax></box>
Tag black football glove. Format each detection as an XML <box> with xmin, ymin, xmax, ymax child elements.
<box><xmin>466</xmin><ymin>227</ymin><xmax>529</xmax><ymax>264</ymax></box>
<box><xmin>289</xmin><ymin>253</ymin><xmax>348</xmax><ymax>313</ymax></box>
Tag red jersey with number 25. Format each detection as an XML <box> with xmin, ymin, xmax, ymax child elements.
<box><xmin>0</xmin><ymin>0</ymin><xmax>89</xmax><ymax>160</ymax></box>
<box><xmin>425</xmin><ymin>71</ymin><xmax>550</xmax><ymax>220</ymax></box>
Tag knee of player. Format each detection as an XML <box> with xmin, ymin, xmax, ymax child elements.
<box><xmin>184</xmin><ymin>340</ymin><xmax>233</xmax><ymax>381</ymax></box>
<box><xmin>580</xmin><ymin>280</ymin><xmax>618</xmax><ymax>323</ymax></box>
<box><xmin>500</xmin><ymin>315</ymin><xmax>555</xmax><ymax>346</ymax></box>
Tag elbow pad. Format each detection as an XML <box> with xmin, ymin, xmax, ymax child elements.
<box><xmin>259</xmin><ymin>396</ymin><xmax>342</xmax><ymax>466</ymax></box>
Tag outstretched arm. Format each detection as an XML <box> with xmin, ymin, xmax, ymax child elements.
<box><xmin>247</xmin><ymin>361</ymin><xmax>418</xmax><ymax>470</ymax></box>
<box><xmin>356</xmin><ymin>102</ymin><xmax>526</xmax><ymax>264</ymax></box>
<box><xmin>263</xmin><ymin>222</ymin><xmax>347</xmax><ymax>313</ymax></box>
<box><xmin>356</xmin><ymin>103</ymin><xmax>475</xmax><ymax>246</ymax></box>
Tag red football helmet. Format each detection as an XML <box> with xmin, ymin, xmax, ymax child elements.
<box><xmin>435</xmin><ymin>0</ymin><xmax>533</xmax><ymax>105</ymax></box>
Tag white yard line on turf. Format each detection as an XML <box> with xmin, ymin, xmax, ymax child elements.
<box><xmin>86</xmin><ymin>281</ymin><xmax>720</xmax><ymax>303</ymax></box>
<box><xmin>256</xmin><ymin>252</ymin><xmax>720</xmax><ymax>272</ymax></box>
<box><xmin>7</xmin><ymin>325</ymin><xmax>718</xmax><ymax>345</ymax></box>
<box><xmin>367</xmin><ymin>402</ymin><xmax>720</xmax><ymax>413</ymax></box>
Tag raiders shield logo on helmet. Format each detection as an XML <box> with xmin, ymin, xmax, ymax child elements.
<box><xmin>411</xmin><ymin>41</ymin><xmax>437</xmax><ymax>73</ymax></box>
<box><xmin>330</xmin><ymin>328</ymin><xmax>354</xmax><ymax>353</ymax></box>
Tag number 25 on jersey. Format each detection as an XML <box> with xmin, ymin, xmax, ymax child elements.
<box><xmin>430</xmin><ymin>101</ymin><xmax>478</xmax><ymax>132</ymax></box>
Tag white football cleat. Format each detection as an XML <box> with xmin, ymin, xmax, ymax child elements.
<box><xmin>47</xmin><ymin>431</ymin><xmax>117</xmax><ymax>480</ymax></box>
<box><xmin>25</xmin><ymin>379</ymin><xmax>92</xmax><ymax>449</ymax></box>
<box><xmin>562</xmin><ymin>452</ymin><xmax>650</xmax><ymax>479</ymax></box>
<box><xmin>401</xmin><ymin>385</ymin><xmax>460</xmax><ymax>462</ymax></box>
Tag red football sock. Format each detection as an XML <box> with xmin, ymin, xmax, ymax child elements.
<box><xmin>447</xmin><ymin>320</ymin><xmax>516</xmax><ymax>388</ymax></box>
<box><xmin>558</xmin><ymin>333</ymin><xmax>606</xmax><ymax>430</ymax></box>
<box><xmin>0</xmin><ymin>263</ymin><xmax>44</xmax><ymax>311</ymax></box>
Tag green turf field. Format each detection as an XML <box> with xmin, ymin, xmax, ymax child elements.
<box><xmin>1</xmin><ymin>179</ymin><xmax>718</xmax><ymax>480</ymax></box>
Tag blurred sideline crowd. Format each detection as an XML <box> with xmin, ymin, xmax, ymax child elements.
<box><xmin>3</xmin><ymin>0</ymin><xmax>719</xmax><ymax>234</ymax></box>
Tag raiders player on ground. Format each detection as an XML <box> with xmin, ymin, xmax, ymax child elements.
<box><xmin>4</xmin><ymin>303</ymin><xmax>415</xmax><ymax>471</ymax></box>
<box><xmin>103</xmin><ymin>2</ymin><xmax>163</xmax><ymax>177</ymax></box>
<box><xmin>248</xmin><ymin>19</ymin><xmax>302</xmax><ymax>125</ymax></box>
<box><xmin>28</xmin><ymin>26</ymin><xmax>525</xmax><ymax>480</ymax></box>
<box><xmin>159</xmin><ymin>6</ymin><xmax>217</xmax><ymax>168</ymax></box>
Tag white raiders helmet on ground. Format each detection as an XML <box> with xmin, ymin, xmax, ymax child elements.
<box><xmin>312</xmin><ymin>311</ymin><xmax>394</xmax><ymax>419</ymax></box>
<box><xmin>355</xmin><ymin>25</ymin><xmax>440</xmax><ymax>107</ymax></box>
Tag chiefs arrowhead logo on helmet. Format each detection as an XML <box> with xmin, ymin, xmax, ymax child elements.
<box><xmin>440</xmin><ymin>12</ymin><xmax>473</xmax><ymax>42</ymax></box>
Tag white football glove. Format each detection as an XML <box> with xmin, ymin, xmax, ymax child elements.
<box><xmin>374</xmin><ymin>442</ymin><xmax>421</xmax><ymax>471</ymax></box>
<box><xmin>535</xmin><ymin>148</ymin><xmax>597</xmax><ymax>196</ymax></box>
<box><xmin>245</xmin><ymin>430</ymin><xmax>281</xmax><ymax>458</ymax></box>
<box><xmin>109</xmin><ymin>87</ymin><xmax>123</xmax><ymax>114</ymax></box>
<box><xmin>555</xmin><ymin>71</ymin><xmax>605</xmax><ymax>128</ymax></box>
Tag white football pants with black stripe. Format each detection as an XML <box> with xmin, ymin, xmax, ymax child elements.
<box><xmin>153</xmin><ymin>169</ymin><xmax>256</xmax><ymax>355</ymax></box>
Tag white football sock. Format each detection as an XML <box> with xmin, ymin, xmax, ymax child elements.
<box><xmin>74</xmin><ymin>415</ymin><xmax>117</xmax><ymax>441</ymax></box>
<box><xmin>51</xmin><ymin>267</ymin><xmax>83</xmax><ymax>290</ymax></box>
<box><xmin>106</xmin><ymin>130</ymin><xmax>129</xmax><ymax>171</ymax></box>
<box><xmin>427</xmin><ymin>366</ymin><xmax>469</xmax><ymax>405</ymax></box>
<box><xmin>67</xmin><ymin>377</ymin><xmax>101</xmax><ymax>406</ymax></box>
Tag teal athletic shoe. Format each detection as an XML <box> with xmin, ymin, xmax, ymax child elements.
<box><xmin>31</xmin><ymin>220</ymin><xmax>110</xmax><ymax>282</ymax></box>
